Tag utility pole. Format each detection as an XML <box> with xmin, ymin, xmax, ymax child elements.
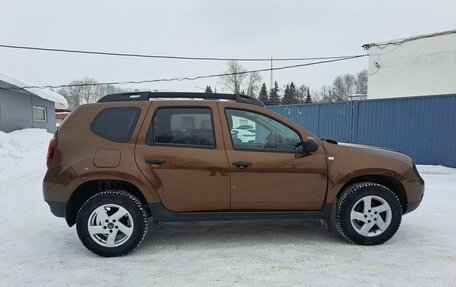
<box><xmin>270</xmin><ymin>56</ymin><xmax>273</xmax><ymax>94</ymax></box>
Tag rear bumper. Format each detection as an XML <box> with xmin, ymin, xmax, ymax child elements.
<box><xmin>42</xmin><ymin>165</ymin><xmax>81</xmax><ymax>219</ymax></box>
<box><xmin>46</xmin><ymin>201</ymin><xmax>66</xmax><ymax>218</ymax></box>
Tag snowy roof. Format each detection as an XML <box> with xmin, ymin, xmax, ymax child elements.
<box><xmin>0</xmin><ymin>73</ymin><xmax>68</xmax><ymax>109</ymax></box>
<box><xmin>362</xmin><ymin>29</ymin><xmax>456</xmax><ymax>50</ymax></box>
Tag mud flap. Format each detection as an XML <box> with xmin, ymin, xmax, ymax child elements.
<box><xmin>321</xmin><ymin>198</ymin><xmax>338</xmax><ymax>233</ymax></box>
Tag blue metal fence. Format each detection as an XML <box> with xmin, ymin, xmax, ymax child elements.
<box><xmin>268</xmin><ymin>94</ymin><xmax>456</xmax><ymax>167</ymax></box>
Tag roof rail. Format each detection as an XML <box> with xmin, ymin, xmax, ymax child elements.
<box><xmin>97</xmin><ymin>91</ymin><xmax>265</xmax><ymax>107</ymax></box>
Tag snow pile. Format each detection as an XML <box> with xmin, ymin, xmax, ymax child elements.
<box><xmin>0</xmin><ymin>72</ymin><xmax>68</xmax><ymax>108</ymax></box>
<box><xmin>0</xmin><ymin>128</ymin><xmax>52</xmax><ymax>171</ymax></box>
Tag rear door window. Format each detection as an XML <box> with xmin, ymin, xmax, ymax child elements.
<box><xmin>147</xmin><ymin>107</ymin><xmax>215</xmax><ymax>148</ymax></box>
<box><xmin>91</xmin><ymin>107</ymin><xmax>141</xmax><ymax>143</ymax></box>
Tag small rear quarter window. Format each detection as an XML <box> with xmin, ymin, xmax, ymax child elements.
<box><xmin>91</xmin><ymin>107</ymin><xmax>140</xmax><ymax>143</ymax></box>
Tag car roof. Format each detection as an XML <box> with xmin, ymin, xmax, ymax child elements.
<box><xmin>98</xmin><ymin>91</ymin><xmax>265</xmax><ymax>107</ymax></box>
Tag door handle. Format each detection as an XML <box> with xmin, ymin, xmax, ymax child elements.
<box><xmin>145</xmin><ymin>159</ymin><xmax>167</xmax><ymax>165</ymax></box>
<box><xmin>232</xmin><ymin>161</ymin><xmax>252</xmax><ymax>168</ymax></box>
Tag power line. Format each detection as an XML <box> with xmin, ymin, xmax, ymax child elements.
<box><xmin>2</xmin><ymin>54</ymin><xmax>367</xmax><ymax>91</ymax></box>
<box><xmin>0</xmin><ymin>43</ymin><xmax>363</xmax><ymax>62</ymax></box>
<box><xmin>362</xmin><ymin>29</ymin><xmax>456</xmax><ymax>50</ymax></box>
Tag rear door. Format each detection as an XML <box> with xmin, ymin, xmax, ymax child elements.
<box><xmin>135</xmin><ymin>101</ymin><xmax>230</xmax><ymax>212</ymax></box>
<box><xmin>218</xmin><ymin>102</ymin><xmax>328</xmax><ymax>211</ymax></box>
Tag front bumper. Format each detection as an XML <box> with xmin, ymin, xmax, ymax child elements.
<box><xmin>405</xmin><ymin>163</ymin><xmax>425</xmax><ymax>214</ymax></box>
<box><xmin>407</xmin><ymin>199</ymin><xmax>423</xmax><ymax>214</ymax></box>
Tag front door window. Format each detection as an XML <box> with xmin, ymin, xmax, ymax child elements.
<box><xmin>225</xmin><ymin>109</ymin><xmax>302</xmax><ymax>153</ymax></box>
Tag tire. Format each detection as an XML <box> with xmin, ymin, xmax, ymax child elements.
<box><xmin>76</xmin><ymin>190</ymin><xmax>148</xmax><ymax>257</ymax></box>
<box><xmin>335</xmin><ymin>182</ymin><xmax>402</xmax><ymax>245</ymax></box>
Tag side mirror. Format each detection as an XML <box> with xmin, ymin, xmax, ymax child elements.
<box><xmin>305</xmin><ymin>137</ymin><xmax>318</xmax><ymax>153</ymax></box>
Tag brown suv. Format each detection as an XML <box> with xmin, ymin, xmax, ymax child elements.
<box><xmin>43</xmin><ymin>92</ymin><xmax>424</xmax><ymax>256</ymax></box>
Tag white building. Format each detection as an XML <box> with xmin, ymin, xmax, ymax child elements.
<box><xmin>363</xmin><ymin>30</ymin><xmax>456</xmax><ymax>99</ymax></box>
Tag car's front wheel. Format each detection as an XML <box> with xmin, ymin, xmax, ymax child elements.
<box><xmin>76</xmin><ymin>190</ymin><xmax>149</xmax><ymax>257</ymax></box>
<box><xmin>335</xmin><ymin>182</ymin><xmax>402</xmax><ymax>245</ymax></box>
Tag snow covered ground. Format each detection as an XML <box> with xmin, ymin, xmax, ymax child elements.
<box><xmin>0</xmin><ymin>129</ymin><xmax>455</xmax><ymax>286</ymax></box>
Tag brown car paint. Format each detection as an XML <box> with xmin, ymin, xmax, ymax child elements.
<box><xmin>134</xmin><ymin>101</ymin><xmax>231</xmax><ymax>212</ymax></box>
<box><xmin>217</xmin><ymin>101</ymin><xmax>328</xmax><ymax>211</ymax></box>
<box><xmin>43</xmin><ymin>96</ymin><xmax>424</xmax><ymax>225</ymax></box>
<box><xmin>323</xmin><ymin>142</ymin><xmax>424</xmax><ymax>207</ymax></box>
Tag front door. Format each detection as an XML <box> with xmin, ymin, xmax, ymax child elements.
<box><xmin>220</xmin><ymin>103</ymin><xmax>328</xmax><ymax>211</ymax></box>
<box><xmin>135</xmin><ymin>102</ymin><xmax>230</xmax><ymax>212</ymax></box>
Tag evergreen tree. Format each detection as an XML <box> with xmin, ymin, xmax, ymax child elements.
<box><xmin>269</xmin><ymin>81</ymin><xmax>281</xmax><ymax>105</ymax></box>
<box><xmin>282</xmin><ymin>84</ymin><xmax>291</xmax><ymax>104</ymax></box>
<box><xmin>289</xmin><ymin>81</ymin><xmax>297</xmax><ymax>104</ymax></box>
<box><xmin>281</xmin><ymin>81</ymin><xmax>298</xmax><ymax>104</ymax></box>
<box><xmin>258</xmin><ymin>83</ymin><xmax>269</xmax><ymax>104</ymax></box>
<box><xmin>205</xmin><ymin>85</ymin><xmax>213</xmax><ymax>93</ymax></box>
<box><xmin>305</xmin><ymin>87</ymin><xmax>312</xmax><ymax>103</ymax></box>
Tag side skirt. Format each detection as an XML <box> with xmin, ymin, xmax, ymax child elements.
<box><xmin>149</xmin><ymin>202</ymin><xmax>332</xmax><ymax>222</ymax></box>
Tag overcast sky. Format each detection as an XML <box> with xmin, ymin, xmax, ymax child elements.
<box><xmin>1</xmin><ymin>0</ymin><xmax>455</xmax><ymax>94</ymax></box>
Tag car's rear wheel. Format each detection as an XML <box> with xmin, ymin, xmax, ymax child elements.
<box><xmin>335</xmin><ymin>182</ymin><xmax>402</xmax><ymax>245</ymax></box>
<box><xmin>76</xmin><ymin>190</ymin><xmax>148</xmax><ymax>257</ymax></box>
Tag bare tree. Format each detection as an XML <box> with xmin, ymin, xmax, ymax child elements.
<box><xmin>59</xmin><ymin>77</ymin><xmax>106</xmax><ymax>109</ymax></box>
<box><xmin>246</xmin><ymin>71</ymin><xmax>262</xmax><ymax>97</ymax></box>
<box><xmin>296</xmin><ymin>84</ymin><xmax>308</xmax><ymax>103</ymax></box>
<box><xmin>319</xmin><ymin>85</ymin><xmax>337</xmax><ymax>103</ymax></box>
<box><xmin>332</xmin><ymin>74</ymin><xmax>356</xmax><ymax>101</ymax></box>
<box><xmin>311</xmin><ymin>89</ymin><xmax>321</xmax><ymax>103</ymax></box>
<box><xmin>318</xmin><ymin>69</ymin><xmax>368</xmax><ymax>103</ymax></box>
<box><xmin>319</xmin><ymin>74</ymin><xmax>357</xmax><ymax>102</ymax></box>
<box><xmin>58</xmin><ymin>86</ymin><xmax>80</xmax><ymax>110</ymax></box>
<box><xmin>356</xmin><ymin>69</ymin><xmax>368</xmax><ymax>94</ymax></box>
<box><xmin>220</xmin><ymin>60</ymin><xmax>248</xmax><ymax>94</ymax></box>
<box><xmin>78</xmin><ymin>77</ymin><xmax>106</xmax><ymax>103</ymax></box>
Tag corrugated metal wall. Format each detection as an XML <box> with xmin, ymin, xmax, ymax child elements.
<box><xmin>268</xmin><ymin>94</ymin><xmax>456</xmax><ymax>167</ymax></box>
<box><xmin>270</xmin><ymin>102</ymin><xmax>352</xmax><ymax>141</ymax></box>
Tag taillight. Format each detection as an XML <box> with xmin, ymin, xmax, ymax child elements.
<box><xmin>46</xmin><ymin>136</ymin><xmax>57</xmax><ymax>168</ymax></box>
